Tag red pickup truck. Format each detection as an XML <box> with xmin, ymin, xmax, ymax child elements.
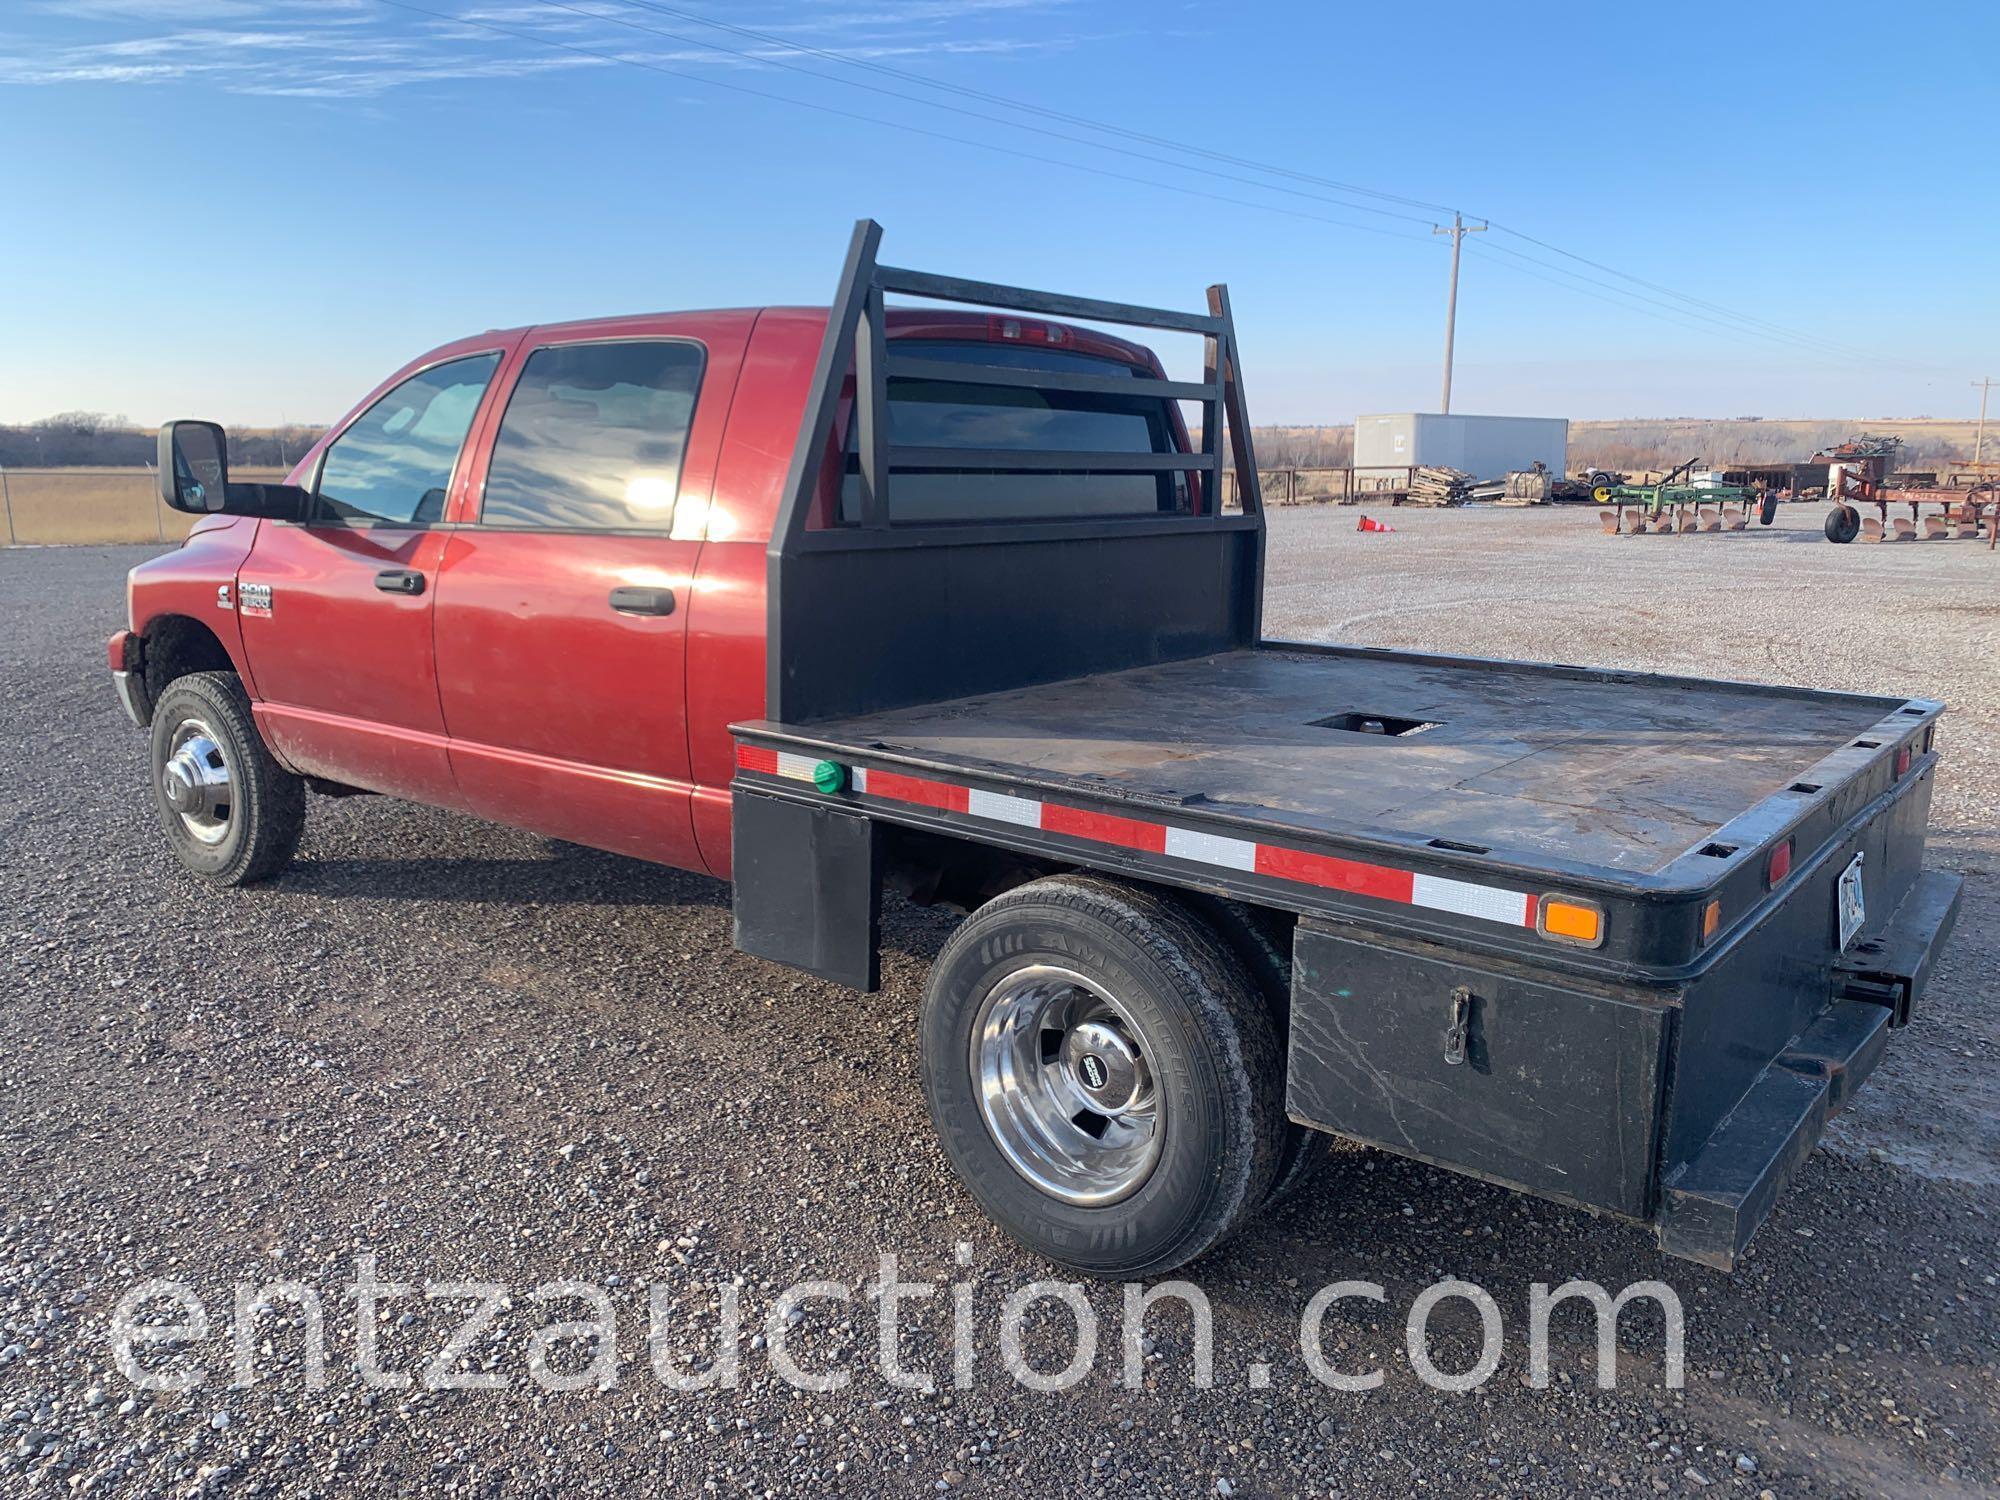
<box><xmin>116</xmin><ymin>222</ymin><xmax>1959</xmax><ymax>1278</ymax></box>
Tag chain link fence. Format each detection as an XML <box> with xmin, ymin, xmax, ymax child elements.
<box><xmin>1221</xmin><ymin>465</ymin><xmax>1418</xmax><ymax>508</ymax></box>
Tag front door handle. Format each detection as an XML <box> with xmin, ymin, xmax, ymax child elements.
<box><xmin>374</xmin><ymin>569</ymin><xmax>426</xmax><ymax>596</ymax></box>
<box><xmin>608</xmin><ymin>586</ymin><xmax>676</xmax><ymax>617</ymax></box>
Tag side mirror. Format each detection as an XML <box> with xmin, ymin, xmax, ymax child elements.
<box><xmin>160</xmin><ymin>420</ymin><xmax>229</xmax><ymax>512</ymax></box>
<box><xmin>158</xmin><ymin>420</ymin><xmax>310</xmax><ymax>522</ymax></box>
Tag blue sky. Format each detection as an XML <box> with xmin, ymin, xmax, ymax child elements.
<box><xmin>3</xmin><ymin>0</ymin><xmax>1993</xmax><ymax>427</ymax></box>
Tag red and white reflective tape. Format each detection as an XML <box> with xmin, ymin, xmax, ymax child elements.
<box><xmin>736</xmin><ymin>744</ymin><xmax>1538</xmax><ymax>930</ymax></box>
<box><xmin>735</xmin><ymin>745</ymin><xmax>825</xmax><ymax>784</ymax></box>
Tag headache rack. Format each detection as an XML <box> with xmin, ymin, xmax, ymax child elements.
<box><xmin>766</xmin><ymin>218</ymin><xmax>1268</xmax><ymax>724</ymax></box>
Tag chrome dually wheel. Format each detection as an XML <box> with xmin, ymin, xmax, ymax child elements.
<box><xmin>920</xmin><ymin>874</ymin><xmax>1288</xmax><ymax>1278</ymax></box>
<box><xmin>146</xmin><ymin>671</ymin><xmax>305</xmax><ymax>886</ymax></box>
<box><xmin>160</xmin><ymin>717</ymin><xmax>233</xmax><ymax>844</ymax></box>
<box><xmin>973</xmin><ymin>964</ymin><xmax>1163</xmax><ymax>1206</ymax></box>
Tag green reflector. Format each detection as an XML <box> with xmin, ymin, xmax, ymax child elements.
<box><xmin>812</xmin><ymin>760</ymin><xmax>847</xmax><ymax>794</ymax></box>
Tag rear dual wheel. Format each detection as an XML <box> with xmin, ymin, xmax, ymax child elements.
<box><xmin>1179</xmin><ymin>894</ymin><xmax>1332</xmax><ymax>1205</ymax></box>
<box><xmin>919</xmin><ymin>875</ymin><xmax>1291</xmax><ymax>1277</ymax></box>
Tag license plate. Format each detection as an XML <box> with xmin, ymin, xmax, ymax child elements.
<box><xmin>1836</xmin><ymin>853</ymin><xmax>1867</xmax><ymax>950</ymax></box>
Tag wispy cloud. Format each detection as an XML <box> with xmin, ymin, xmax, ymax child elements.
<box><xmin>35</xmin><ymin>0</ymin><xmax>369</xmax><ymax>19</ymax></box>
<box><xmin>750</xmin><ymin>0</ymin><xmax>1075</xmax><ymax>30</ymax></box>
<box><xmin>1</xmin><ymin>0</ymin><xmax>1085</xmax><ymax>100</ymax></box>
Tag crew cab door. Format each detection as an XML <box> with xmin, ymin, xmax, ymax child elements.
<box><xmin>239</xmin><ymin>345</ymin><xmax>511</xmax><ymax>804</ymax></box>
<box><xmin>431</xmin><ymin>318</ymin><xmax>745</xmax><ymax>869</ymax></box>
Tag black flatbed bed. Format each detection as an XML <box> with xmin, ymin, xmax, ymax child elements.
<box><xmin>727</xmin><ymin>220</ymin><xmax>1962</xmax><ymax>1274</ymax></box>
<box><xmin>784</xmin><ymin>643</ymin><xmax>1906</xmax><ymax>880</ymax></box>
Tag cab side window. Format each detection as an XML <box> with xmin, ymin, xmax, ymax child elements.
<box><xmin>479</xmin><ymin>340</ymin><xmax>704</xmax><ymax>531</ymax></box>
<box><xmin>315</xmin><ymin>353</ymin><xmax>500</xmax><ymax>525</ymax></box>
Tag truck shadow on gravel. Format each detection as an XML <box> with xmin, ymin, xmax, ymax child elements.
<box><xmin>286</xmin><ymin>839</ymin><xmax>735</xmax><ymax>911</ymax></box>
<box><xmin>284</xmin><ymin>839</ymin><xmax>971</xmax><ymax>965</ymax></box>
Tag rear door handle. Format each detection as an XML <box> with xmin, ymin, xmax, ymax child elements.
<box><xmin>608</xmin><ymin>586</ymin><xmax>675</xmax><ymax>617</ymax></box>
<box><xmin>374</xmin><ymin>569</ymin><xmax>426</xmax><ymax>596</ymax></box>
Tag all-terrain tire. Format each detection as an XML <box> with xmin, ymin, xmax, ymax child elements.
<box><xmin>148</xmin><ymin>671</ymin><xmax>304</xmax><ymax>885</ymax></box>
<box><xmin>920</xmin><ymin>874</ymin><xmax>1286</xmax><ymax>1277</ymax></box>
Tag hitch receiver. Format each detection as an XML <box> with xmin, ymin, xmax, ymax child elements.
<box><xmin>1832</xmin><ymin>870</ymin><xmax>1962</xmax><ymax>1029</ymax></box>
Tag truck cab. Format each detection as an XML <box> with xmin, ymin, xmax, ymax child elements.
<box><xmin>116</xmin><ymin>301</ymin><xmax>1190</xmax><ymax>882</ymax></box>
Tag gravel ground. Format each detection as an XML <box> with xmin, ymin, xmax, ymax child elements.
<box><xmin>1</xmin><ymin>505</ymin><xmax>1994</xmax><ymax>1499</ymax></box>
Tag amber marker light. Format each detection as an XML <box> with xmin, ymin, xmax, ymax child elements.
<box><xmin>1537</xmin><ymin>895</ymin><xmax>1605</xmax><ymax>948</ymax></box>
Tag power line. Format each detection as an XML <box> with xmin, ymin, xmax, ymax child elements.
<box><xmin>1461</xmin><ymin>240</ymin><xmax>1911</xmax><ymax>363</ymax></box>
<box><xmin>545</xmin><ymin>0</ymin><xmax>1441</xmax><ymax>228</ymax></box>
<box><xmin>588</xmin><ymin>0</ymin><xmax>1464</xmax><ymax>219</ymax></box>
<box><xmin>1484</xmin><ymin>219</ymin><xmax>1940</xmax><ymax>371</ymax></box>
<box><xmin>1474</xmin><ymin>240</ymin><xmax>1882</xmax><ymax>363</ymax></box>
<box><xmin>377</xmin><ymin>0</ymin><xmax>1949</xmax><ymax>378</ymax></box>
<box><xmin>377</xmin><ymin>0</ymin><xmax>1436</xmax><ymax>245</ymax></box>
<box><xmin>603</xmin><ymin>0</ymin><xmax>1943</xmax><ymax>374</ymax></box>
<box><xmin>1464</xmin><ymin>244</ymin><xmax>1811</xmax><ymax>349</ymax></box>
<box><xmin>1472</xmin><ymin>239</ymin><xmax>1945</xmax><ymax>376</ymax></box>
<box><xmin>612</xmin><ymin>0</ymin><xmax>1920</xmax><ymax>368</ymax></box>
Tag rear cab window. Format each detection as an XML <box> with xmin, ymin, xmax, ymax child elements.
<box><xmin>841</xmin><ymin>340</ymin><xmax>1190</xmax><ymax>524</ymax></box>
<box><xmin>479</xmin><ymin>339</ymin><xmax>705</xmax><ymax>531</ymax></box>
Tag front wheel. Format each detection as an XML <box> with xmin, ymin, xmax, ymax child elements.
<box><xmin>148</xmin><ymin>671</ymin><xmax>304</xmax><ymax>885</ymax></box>
<box><xmin>920</xmin><ymin>875</ymin><xmax>1286</xmax><ymax>1277</ymax></box>
<box><xmin>1758</xmin><ymin>492</ymin><xmax>1780</xmax><ymax>526</ymax></box>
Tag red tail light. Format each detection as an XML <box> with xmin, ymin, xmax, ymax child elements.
<box><xmin>1767</xmin><ymin>837</ymin><xmax>1794</xmax><ymax>888</ymax></box>
<box><xmin>1895</xmin><ymin>744</ymin><xmax>1912</xmax><ymax>777</ymax></box>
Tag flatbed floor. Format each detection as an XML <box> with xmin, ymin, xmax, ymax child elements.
<box><xmin>794</xmin><ymin>645</ymin><xmax>1898</xmax><ymax>875</ymax></box>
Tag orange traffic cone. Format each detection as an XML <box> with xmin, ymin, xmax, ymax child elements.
<box><xmin>1357</xmin><ymin>515</ymin><xmax>1395</xmax><ymax>533</ymax></box>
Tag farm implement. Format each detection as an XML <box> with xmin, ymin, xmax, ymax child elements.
<box><xmin>1817</xmin><ymin>439</ymin><xmax>1999</xmax><ymax>545</ymax></box>
<box><xmin>1597</xmin><ymin>458</ymin><xmax>1778</xmax><ymax>536</ymax></box>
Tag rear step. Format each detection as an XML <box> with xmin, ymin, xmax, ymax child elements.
<box><xmin>1658</xmin><ymin>999</ymin><xmax>1895</xmax><ymax>1272</ymax></box>
<box><xmin>1659</xmin><ymin>869</ymin><xmax>1961</xmax><ymax>1269</ymax></box>
<box><xmin>1658</xmin><ymin>1061</ymin><xmax>1829</xmax><ymax>1272</ymax></box>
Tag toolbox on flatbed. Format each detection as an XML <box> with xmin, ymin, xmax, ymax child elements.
<box><xmin>729</xmin><ymin>221</ymin><xmax>1961</xmax><ymax>1270</ymax></box>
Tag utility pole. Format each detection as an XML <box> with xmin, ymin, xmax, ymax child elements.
<box><xmin>1433</xmin><ymin>211</ymin><xmax>1486</xmax><ymax>414</ymax></box>
<box><xmin>1974</xmin><ymin>377</ymin><xmax>1995</xmax><ymax>467</ymax></box>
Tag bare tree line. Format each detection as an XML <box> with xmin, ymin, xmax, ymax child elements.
<box><xmin>0</xmin><ymin>413</ymin><xmax>321</xmax><ymax>470</ymax></box>
<box><xmin>5</xmin><ymin>412</ymin><xmax>1977</xmax><ymax>478</ymax></box>
<box><xmin>1250</xmin><ymin>428</ymin><xmax>1355</xmax><ymax>468</ymax></box>
<box><xmin>1564</xmin><ymin>421</ymin><xmax>1976</xmax><ymax>474</ymax></box>
<box><xmin>1253</xmin><ymin>421</ymin><xmax>1978</xmax><ymax>475</ymax></box>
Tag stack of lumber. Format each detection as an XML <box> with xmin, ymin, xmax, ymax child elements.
<box><xmin>1407</xmin><ymin>466</ymin><xmax>1473</xmax><ymax>506</ymax></box>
